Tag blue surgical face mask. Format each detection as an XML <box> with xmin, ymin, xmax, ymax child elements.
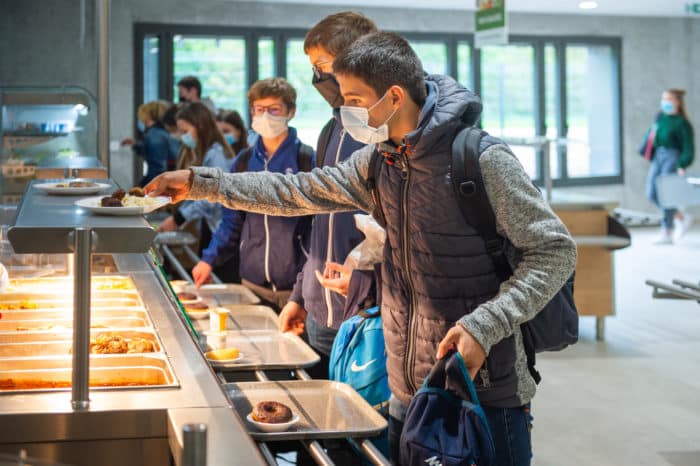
<box><xmin>181</xmin><ymin>131</ymin><xmax>197</xmax><ymax>149</ymax></box>
<box><xmin>224</xmin><ymin>133</ymin><xmax>236</xmax><ymax>146</ymax></box>
<box><xmin>137</xmin><ymin>121</ymin><xmax>146</xmax><ymax>132</ymax></box>
<box><xmin>661</xmin><ymin>99</ymin><xmax>675</xmax><ymax>115</ymax></box>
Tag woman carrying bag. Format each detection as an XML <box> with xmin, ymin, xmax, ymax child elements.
<box><xmin>642</xmin><ymin>89</ymin><xmax>695</xmax><ymax>244</ymax></box>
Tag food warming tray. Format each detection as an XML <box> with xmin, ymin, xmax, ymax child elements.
<box><xmin>0</xmin><ymin>308</ymin><xmax>151</xmax><ymax>323</ymax></box>
<box><xmin>0</xmin><ymin>354</ymin><xmax>178</xmax><ymax>393</ymax></box>
<box><xmin>202</xmin><ymin>330</ymin><xmax>319</xmax><ymax>370</ymax></box>
<box><xmin>0</xmin><ymin>329</ymin><xmax>163</xmax><ymax>357</ymax></box>
<box><xmin>0</xmin><ymin>315</ymin><xmax>151</xmax><ymax>331</ymax></box>
<box><xmin>224</xmin><ymin>380</ymin><xmax>387</xmax><ymax>441</ymax></box>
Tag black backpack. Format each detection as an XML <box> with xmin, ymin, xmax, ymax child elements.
<box><xmin>367</xmin><ymin>126</ymin><xmax>578</xmax><ymax>384</ymax></box>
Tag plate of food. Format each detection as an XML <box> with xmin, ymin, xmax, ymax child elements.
<box><xmin>75</xmin><ymin>188</ymin><xmax>170</xmax><ymax>215</ymax></box>
<box><xmin>247</xmin><ymin>401</ymin><xmax>300</xmax><ymax>433</ymax></box>
<box><xmin>35</xmin><ymin>180</ymin><xmax>112</xmax><ymax>196</ymax></box>
<box><xmin>182</xmin><ymin>300</ymin><xmax>210</xmax><ymax>319</ymax></box>
<box><xmin>205</xmin><ymin>347</ymin><xmax>244</xmax><ymax>365</ymax></box>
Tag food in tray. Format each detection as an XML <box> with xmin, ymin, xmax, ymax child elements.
<box><xmin>95</xmin><ymin>278</ymin><xmax>133</xmax><ymax>290</ymax></box>
<box><xmin>0</xmin><ymin>300</ymin><xmax>38</xmax><ymax>310</ymax></box>
<box><xmin>0</xmin><ymin>379</ymin><xmax>156</xmax><ymax>390</ymax></box>
<box><xmin>176</xmin><ymin>291</ymin><xmax>199</xmax><ymax>302</ymax></box>
<box><xmin>88</xmin><ymin>333</ymin><xmax>155</xmax><ymax>354</ymax></box>
<box><xmin>252</xmin><ymin>401</ymin><xmax>294</xmax><ymax>424</ymax></box>
<box><xmin>100</xmin><ymin>188</ymin><xmax>162</xmax><ymax>208</ymax></box>
<box><xmin>205</xmin><ymin>347</ymin><xmax>240</xmax><ymax>361</ymax></box>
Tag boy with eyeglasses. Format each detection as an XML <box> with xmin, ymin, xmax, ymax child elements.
<box><xmin>191</xmin><ymin>77</ymin><xmax>314</xmax><ymax>311</ymax></box>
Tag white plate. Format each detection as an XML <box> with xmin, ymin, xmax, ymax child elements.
<box><xmin>35</xmin><ymin>181</ymin><xmax>112</xmax><ymax>196</ymax></box>
<box><xmin>246</xmin><ymin>413</ymin><xmax>300</xmax><ymax>433</ymax></box>
<box><xmin>183</xmin><ymin>306</ymin><xmax>209</xmax><ymax>320</ymax></box>
<box><xmin>206</xmin><ymin>351</ymin><xmax>245</xmax><ymax>365</ymax></box>
<box><xmin>75</xmin><ymin>195</ymin><xmax>170</xmax><ymax>216</ymax></box>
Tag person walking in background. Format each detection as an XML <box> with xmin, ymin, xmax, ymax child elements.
<box><xmin>642</xmin><ymin>88</ymin><xmax>695</xmax><ymax>244</ymax></box>
<box><xmin>215</xmin><ymin>109</ymin><xmax>248</xmax><ymax>156</ymax></box>
<box><xmin>158</xmin><ymin>102</ymin><xmax>235</xmax><ymax>256</ymax></box>
<box><xmin>121</xmin><ymin>101</ymin><xmax>171</xmax><ymax>187</ymax></box>
<box><xmin>177</xmin><ymin>75</ymin><xmax>217</xmax><ymax>113</ymax></box>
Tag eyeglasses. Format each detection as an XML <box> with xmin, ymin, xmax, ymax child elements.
<box><xmin>251</xmin><ymin>104</ymin><xmax>286</xmax><ymax>116</ymax></box>
<box><xmin>312</xmin><ymin>61</ymin><xmax>332</xmax><ymax>78</ymax></box>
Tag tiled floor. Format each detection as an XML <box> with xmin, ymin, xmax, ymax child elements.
<box><xmin>533</xmin><ymin>226</ymin><xmax>700</xmax><ymax>466</ymax></box>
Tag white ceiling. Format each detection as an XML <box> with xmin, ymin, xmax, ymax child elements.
<box><xmin>247</xmin><ymin>0</ymin><xmax>697</xmax><ymax>17</ymax></box>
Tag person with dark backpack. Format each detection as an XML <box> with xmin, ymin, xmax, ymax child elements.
<box><xmin>191</xmin><ymin>78</ymin><xmax>314</xmax><ymax>311</ymax></box>
<box><xmin>146</xmin><ymin>32</ymin><xmax>578</xmax><ymax>466</ymax></box>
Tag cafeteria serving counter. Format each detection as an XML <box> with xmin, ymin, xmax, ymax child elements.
<box><xmin>0</xmin><ymin>181</ymin><xmax>266</xmax><ymax>466</ymax></box>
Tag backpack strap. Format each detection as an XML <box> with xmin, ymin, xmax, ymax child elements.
<box><xmin>315</xmin><ymin>117</ymin><xmax>337</xmax><ymax>169</ymax></box>
<box><xmin>297</xmin><ymin>143</ymin><xmax>314</xmax><ymax>172</ymax></box>
<box><xmin>233</xmin><ymin>147</ymin><xmax>254</xmax><ymax>173</ymax></box>
<box><xmin>451</xmin><ymin>126</ymin><xmax>512</xmax><ymax>282</ymax></box>
<box><xmin>366</xmin><ymin>149</ymin><xmax>387</xmax><ymax>229</ymax></box>
<box><xmin>451</xmin><ymin>126</ymin><xmax>543</xmax><ymax>383</ymax></box>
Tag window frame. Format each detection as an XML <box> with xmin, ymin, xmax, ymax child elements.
<box><xmin>134</xmin><ymin>23</ymin><xmax>623</xmax><ymax>187</ymax></box>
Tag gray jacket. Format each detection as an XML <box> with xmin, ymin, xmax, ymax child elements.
<box><xmin>188</xmin><ymin>75</ymin><xmax>577</xmax><ymax>407</ymax></box>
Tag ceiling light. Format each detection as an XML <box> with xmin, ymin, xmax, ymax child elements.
<box><xmin>578</xmin><ymin>1</ymin><xmax>599</xmax><ymax>9</ymax></box>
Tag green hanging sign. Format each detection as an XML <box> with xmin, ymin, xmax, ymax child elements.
<box><xmin>475</xmin><ymin>0</ymin><xmax>508</xmax><ymax>49</ymax></box>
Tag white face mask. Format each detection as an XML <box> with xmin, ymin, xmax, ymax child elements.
<box><xmin>252</xmin><ymin>112</ymin><xmax>289</xmax><ymax>139</ymax></box>
<box><xmin>340</xmin><ymin>92</ymin><xmax>398</xmax><ymax>145</ymax></box>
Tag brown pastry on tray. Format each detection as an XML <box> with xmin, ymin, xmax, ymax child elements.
<box><xmin>252</xmin><ymin>401</ymin><xmax>293</xmax><ymax>424</ymax></box>
<box><xmin>176</xmin><ymin>292</ymin><xmax>199</xmax><ymax>302</ymax></box>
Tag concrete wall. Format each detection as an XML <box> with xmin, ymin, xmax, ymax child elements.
<box><xmin>1</xmin><ymin>0</ymin><xmax>699</xmax><ymax>212</ymax></box>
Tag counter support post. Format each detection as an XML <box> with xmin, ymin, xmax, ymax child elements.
<box><xmin>182</xmin><ymin>423</ymin><xmax>208</xmax><ymax>466</ymax></box>
<box><xmin>71</xmin><ymin>227</ymin><xmax>92</xmax><ymax>410</ymax></box>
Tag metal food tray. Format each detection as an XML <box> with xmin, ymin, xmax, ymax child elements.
<box><xmin>0</xmin><ymin>296</ymin><xmax>143</xmax><ymax>308</ymax></box>
<box><xmin>0</xmin><ymin>308</ymin><xmax>150</xmax><ymax>322</ymax></box>
<box><xmin>203</xmin><ymin>330</ymin><xmax>319</xmax><ymax>370</ymax></box>
<box><xmin>224</xmin><ymin>380</ymin><xmax>387</xmax><ymax>441</ymax></box>
<box><xmin>8</xmin><ymin>275</ymin><xmax>137</xmax><ymax>292</ymax></box>
<box><xmin>180</xmin><ymin>283</ymin><xmax>260</xmax><ymax>306</ymax></box>
<box><xmin>226</xmin><ymin>305</ymin><xmax>279</xmax><ymax>331</ymax></box>
<box><xmin>0</xmin><ymin>315</ymin><xmax>151</xmax><ymax>331</ymax></box>
<box><xmin>0</xmin><ymin>354</ymin><xmax>178</xmax><ymax>393</ymax></box>
<box><xmin>190</xmin><ymin>305</ymin><xmax>279</xmax><ymax>333</ymax></box>
<box><xmin>0</xmin><ymin>329</ymin><xmax>162</xmax><ymax>357</ymax></box>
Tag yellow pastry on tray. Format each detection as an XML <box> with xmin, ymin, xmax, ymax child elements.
<box><xmin>206</xmin><ymin>347</ymin><xmax>240</xmax><ymax>361</ymax></box>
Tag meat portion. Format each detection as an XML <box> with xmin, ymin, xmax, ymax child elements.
<box><xmin>100</xmin><ymin>196</ymin><xmax>122</xmax><ymax>207</ymax></box>
<box><xmin>128</xmin><ymin>187</ymin><xmax>145</xmax><ymax>197</ymax></box>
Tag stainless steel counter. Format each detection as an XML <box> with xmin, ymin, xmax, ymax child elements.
<box><xmin>0</xmin><ymin>255</ymin><xmax>266</xmax><ymax>466</ymax></box>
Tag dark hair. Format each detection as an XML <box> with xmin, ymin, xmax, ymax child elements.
<box><xmin>216</xmin><ymin>109</ymin><xmax>249</xmax><ymax>155</ymax></box>
<box><xmin>161</xmin><ymin>102</ymin><xmax>181</xmax><ymax>130</ymax></box>
<box><xmin>667</xmin><ymin>88</ymin><xmax>692</xmax><ymax>123</ymax></box>
<box><xmin>247</xmin><ymin>77</ymin><xmax>297</xmax><ymax>111</ymax></box>
<box><xmin>177</xmin><ymin>76</ymin><xmax>202</xmax><ymax>97</ymax></box>
<box><xmin>303</xmin><ymin>12</ymin><xmax>378</xmax><ymax>57</ymax></box>
<box><xmin>333</xmin><ymin>32</ymin><xmax>427</xmax><ymax>107</ymax></box>
<box><xmin>175</xmin><ymin>102</ymin><xmax>234</xmax><ymax>169</ymax></box>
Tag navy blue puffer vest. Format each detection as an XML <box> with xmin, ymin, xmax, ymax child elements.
<box><xmin>376</xmin><ymin>75</ymin><xmax>519</xmax><ymax>407</ymax></box>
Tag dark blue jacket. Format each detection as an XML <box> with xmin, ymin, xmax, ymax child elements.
<box><xmin>289</xmin><ymin>110</ymin><xmax>366</xmax><ymax>354</ymax></box>
<box><xmin>374</xmin><ymin>75</ymin><xmax>518</xmax><ymax>407</ymax></box>
<box><xmin>133</xmin><ymin>123</ymin><xmax>170</xmax><ymax>187</ymax></box>
<box><xmin>201</xmin><ymin>128</ymin><xmax>312</xmax><ymax>291</ymax></box>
